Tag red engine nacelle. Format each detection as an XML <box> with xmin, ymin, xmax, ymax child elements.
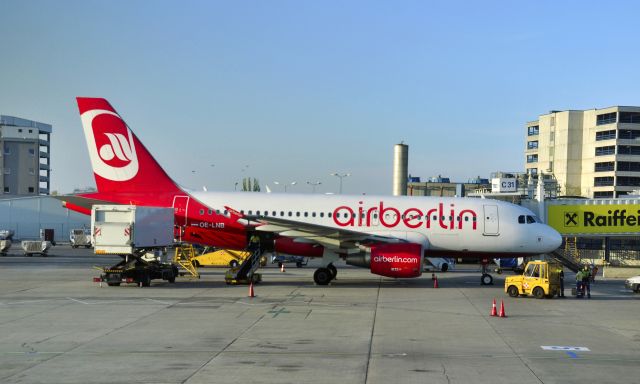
<box><xmin>346</xmin><ymin>242</ymin><xmax>423</xmax><ymax>278</ymax></box>
<box><xmin>274</xmin><ymin>237</ymin><xmax>324</xmax><ymax>257</ymax></box>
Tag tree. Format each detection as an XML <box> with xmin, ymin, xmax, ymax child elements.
<box><xmin>241</xmin><ymin>177</ymin><xmax>261</xmax><ymax>192</ymax></box>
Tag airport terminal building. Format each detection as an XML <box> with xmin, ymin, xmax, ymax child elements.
<box><xmin>525</xmin><ymin>106</ymin><xmax>640</xmax><ymax>198</ymax></box>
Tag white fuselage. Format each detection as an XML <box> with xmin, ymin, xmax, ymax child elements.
<box><xmin>189</xmin><ymin>191</ymin><xmax>562</xmax><ymax>256</ymax></box>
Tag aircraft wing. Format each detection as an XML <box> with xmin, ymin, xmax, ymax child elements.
<box><xmin>244</xmin><ymin>215</ymin><xmax>404</xmax><ymax>252</ymax></box>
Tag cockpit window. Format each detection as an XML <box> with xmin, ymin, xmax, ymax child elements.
<box><xmin>519</xmin><ymin>215</ymin><xmax>538</xmax><ymax>224</ymax></box>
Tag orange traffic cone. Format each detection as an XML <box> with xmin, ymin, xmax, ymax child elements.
<box><xmin>280</xmin><ymin>264</ymin><xmax>285</xmax><ymax>272</ymax></box>
<box><xmin>433</xmin><ymin>276</ymin><xmax>439</xmax><ymax>288</ymax></box>
<box><xmin>498</xmin><ymin>300</ymin><xmax>507</xmax><ymax>318</ymax></box>
<box><xmin>248</xmin><ymin>282</ymin><xmax>255</xmax><ymax>298</ymax></box>
<box><xmin>490</xmin><ymin>298</ymin><xmax>497</xmax><ymax>316</ymax></box>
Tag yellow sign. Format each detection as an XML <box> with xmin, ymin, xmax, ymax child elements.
<box><xmin>548</xmin><ymin>204</ymin><xmax>640</xmax><ymax>234</ymax></box>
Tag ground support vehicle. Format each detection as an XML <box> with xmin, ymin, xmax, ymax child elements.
<box><xmin>0</xmin><ymin>240</ymin><xmax>11</xmax><ymax>256</ymax></box>
<box><xmin>0</xmin><ymin>229</ymin><xmax>14</xmax><ymax>241</ymax></box>
<box><xmin>193</xmin><ymin>248</ymin><xmax>266</xmax><ymax>268</ymax></box>
<box><xmin>493</xmin><ymin>257</ymin><xmax>524</xmax><ymax>274</ymax></box>
<box><xmin>271</xmin><ymin>254</ymin><xmax>308</xmax><ymax>268</ymax></box>
<box><xmin>21</xmin><ymin>240</ymin><xmax>51</xmax><ymax>256</ymax></box>
<box><xmin>624</xmin><ymin>276</ymin><xmax>640</xmax><ymax>293</ymax></box>
<box><xmin>225</xmin><ymin>248</ymin><xmax>263</xmax><ymax>285</ymax></box>
<box><xmin>91</xmin><ymin>205</ymin><xmax>177</xmax><ymax>287</ymax></box>
<box><xmin>505</xmin><ymin>261</ymin><xmax>562</xmax><ymax>299</ymax></box>
<box><xmin>70</xmin><ymin>228</ymin><xmax>92</xmax><ymax>248</ymax></box>
<box><xmin>95</xmin><ymin>251</ymin><xmax>179</xmax><ymax>287</ymax></box>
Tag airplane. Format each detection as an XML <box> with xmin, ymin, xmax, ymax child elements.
<box><xmin>60</xmin><ymin>97</ymin><xmax>563</xmax><ymax>286</ymax></box>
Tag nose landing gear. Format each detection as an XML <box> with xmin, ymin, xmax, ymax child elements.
<box><xmin>480</xmin><ymin>259</ymin><xmax>493</xmax><ymax>285</ymax></box>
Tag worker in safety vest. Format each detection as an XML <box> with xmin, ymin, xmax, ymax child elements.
<box><xmin>248</xmin><ymin>233</ymin><xmax>261</xmax><ymax>253</ymax></box>
<box><xmin>581</xmin><ymin>265</ymin><xmax>591</xmax><ymax>299</ymax></box>
<box><xmin>575</xmin><ymin>269</ymin><xmax>584</xmax><ymax>298</ymax></box>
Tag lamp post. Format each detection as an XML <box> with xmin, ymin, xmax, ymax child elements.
<box><xmin>330</xmin><ymin>172</ymin><xmax>350</xmax><ymax>194</ymax></box>
<box><xmin>306</xmin><ymin>181</ymin><xmax>322</xmax><ymax>193</ymax></box>
<box><xmin>274</xmin><ymin>181</ymin><xmax>296</xmax><ymax>193</ymax></box>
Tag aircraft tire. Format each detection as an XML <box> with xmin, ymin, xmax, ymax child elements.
<box><xmin>327</xmin><ymin>263</ymin><xmax>337</xmax><ymax>279</ymax></box>
<box><xmin>481</xmin><ymin>273</ymin><xmax>493</xmax><ymax>285</ymax></box>
<box><xmin>314</xmin><ymin>268</ymin><xmax>332</xmax><ymax>285</ymax></box>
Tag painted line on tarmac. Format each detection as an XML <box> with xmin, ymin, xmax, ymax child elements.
<box><xmin>1</xmin><ymin>299</ymin><xmax>57</xmax><ymax>305</ymax></box>
<box><xmin>66</xmin><ymin>297</ymin><xmax>89</xmax><ymax>305</ymax></box>
<box><xmin>145</xmin><ymin>298</ymin><xmax>171</xmax><ymax>305</ymax></box>
<box><xmin>541</xmin><ymin>346</ymin><xmax>590</xmax><ymax>352</ymax></box>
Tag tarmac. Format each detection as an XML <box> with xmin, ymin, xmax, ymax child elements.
<box><xmin>1</xmin><ymin>245</ymin><xmax>639</xmax><ymax>384</ymax></box>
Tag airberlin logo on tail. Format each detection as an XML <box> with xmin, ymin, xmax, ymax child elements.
<box><xmin>80</xmin><ymin>109</ymin><xmax>139</xmax><ymax>181</ymax></box>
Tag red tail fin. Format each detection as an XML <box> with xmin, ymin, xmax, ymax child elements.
<box><xmin>77</xmin><ymin>97</ymin><xmax>182</xmax><ymax>202</ymax></box>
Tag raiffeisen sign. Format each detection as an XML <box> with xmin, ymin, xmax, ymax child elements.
<box><xmin>548</xmin><ymin>204</ymin><xmax>640</xmax><ymax>235</ymax></box>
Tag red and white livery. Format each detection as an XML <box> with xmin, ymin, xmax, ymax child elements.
<box><xmin>62</xmin><ymin>98</ymin><xmax>562</xmax><ymax>285</ymax></box>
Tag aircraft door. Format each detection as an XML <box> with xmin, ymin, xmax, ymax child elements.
<box><xmin>483</xmin><ymin>205</ymin><xmax>499</xmax><ymax>236</ymax></box>
<box><xmin>172</xmin><ymin>195</ymin><xmax>190</xmax><ymax>227</ymax></box>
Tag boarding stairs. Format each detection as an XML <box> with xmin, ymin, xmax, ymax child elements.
<box><xmin>173</xmin><ymin>243</ymin><xmax>200</xmax><ymax>278</ymax></box>
<box><xmin>546</xmin><ymin>237</ymin><xmax>582</xmax><ymax>273</ymax></box>
<box><xmin>225</xmin><ymin>247</ymin><xmax>262</xmax><ymax>284</ymax></box>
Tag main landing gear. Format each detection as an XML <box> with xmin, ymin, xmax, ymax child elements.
<box><xmin>313</xmin><ymin>263</ymin><xmax>337</xmax><ymax>285</ymax></box>
<box><xmin>480</xmin><ymin>260</ymin><xmax>493</xmax><ymax>285</ymax></box>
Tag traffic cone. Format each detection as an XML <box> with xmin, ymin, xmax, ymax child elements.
<box><xmin>248</xmin><ymin>282</ymin><xmax>255</xmax><ymax>298</ymax></box>
<box><xmin>498</xmin><ymin>300</ymin><xmax>507</xmax><ymax>318</ymax></box>
<box><xmin>490</xmin><ymin>298</ymin><xmax>497</xmax><ymax>316</ymax></box>
<box><xmin>280</xmin><ymin>264</ymin><xmax>285</xmax><ymax>272</ymax></box>
<box><xmin>433</xmin><ymin>276</ymin><xmax>439</xmax><ymax>288</ymax></box>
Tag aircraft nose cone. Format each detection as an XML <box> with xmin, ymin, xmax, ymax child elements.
<box><xmin>546</xmin><ymin>226</ymin><xmax>563</xmax><ymax>251</ymax></box>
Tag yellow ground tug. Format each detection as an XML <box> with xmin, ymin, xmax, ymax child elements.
<box><xmin>504</xmin><ymin>260</ymin><xmax>562</xmax><ymax>299</ymax></box>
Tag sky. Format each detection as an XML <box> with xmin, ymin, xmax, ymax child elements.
<box><xmin>1</xmin><ymin>0</ymin><xmax>639</xmax><ymax>195</ymax></box>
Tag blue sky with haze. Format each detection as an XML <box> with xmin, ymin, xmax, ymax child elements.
<box><xmin>1</xmin><ymin>1</ymin><xmax>639</xmax><ymax>195</ymax></box>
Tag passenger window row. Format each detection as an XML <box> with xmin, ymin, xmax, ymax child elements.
<box><xmin>197</xmin><ymin>208</ymin><xmax>478</xmax><ymax>222</ymax></box>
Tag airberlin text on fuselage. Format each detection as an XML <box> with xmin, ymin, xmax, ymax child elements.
<box><xmin>333</xmin><ymin>201</ymin><xmax>477</xmax><ymax>230</ymax></box>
